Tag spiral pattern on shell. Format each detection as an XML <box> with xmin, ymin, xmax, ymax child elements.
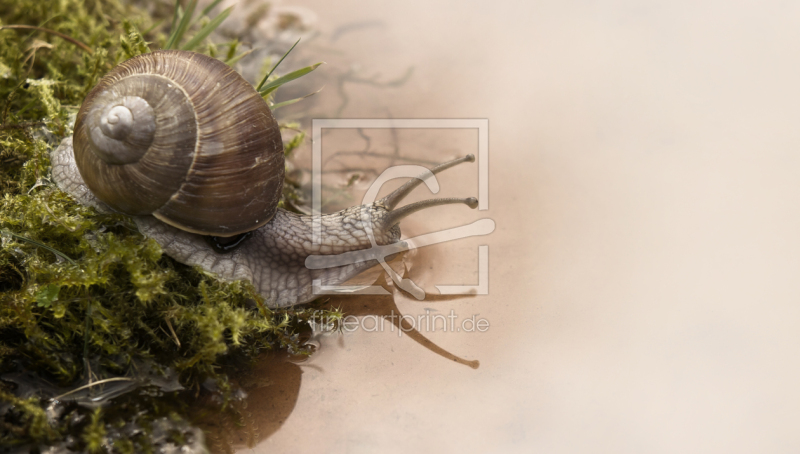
<box><xmin>73</xmin><ymin>50</ymin><xmax>285</xmax><ymax>236</ymax></box>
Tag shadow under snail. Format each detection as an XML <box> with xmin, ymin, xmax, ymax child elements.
<box><xmin>51</xmin><ymin>50</ymin><xmax>478</xmax><ymax>308</ymax></box>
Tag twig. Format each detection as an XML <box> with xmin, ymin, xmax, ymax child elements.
<box><xmin>164</xmin><ymin>316</ymin><xmax>181</xmax><ymax>348</ymax></box>
<box><xmin>0</xmin><ymin>121</ymin><xmax>46</xmax><ymax>131</ymax></box>
<box><xmin>52</xmin><ymin>377</ymin><xmax>137</xmax><ymax>401</ymax></box>
<box><xmin>83</xmin><ymin>299</ymin><xmax>92</xmax><ymax>384</ymax></box>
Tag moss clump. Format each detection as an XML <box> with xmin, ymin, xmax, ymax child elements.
<box><xmin>0</xmin><ymin>0</ymin><xmax>331</xmax><ymax>452</ymax></box>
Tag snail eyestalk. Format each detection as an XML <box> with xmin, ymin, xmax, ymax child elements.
<box><xmin>379</xmin><ymin>154</ymin><xmax>475</xmax><ymax>210</ymax></box>
<box><xmin>383</xmin><ymin>197</ymin><xmax>479</xmax><ymax>228</ymax></box>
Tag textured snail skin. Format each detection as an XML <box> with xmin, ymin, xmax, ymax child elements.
<box><xmin>53</xmin><ymin>137</ymin><xmax>401</xmax><ymax>307</ymax></box>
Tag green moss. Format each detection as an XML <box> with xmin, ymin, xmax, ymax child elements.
<box><xmin>0</xmin><ymin>0</ymin><xmax>333</xmax><ymax>451</ymax></box>
<box><xmin>84</xmin><ymin>408</ymin><xmax>107</xmax><ymax>453</ymax></box>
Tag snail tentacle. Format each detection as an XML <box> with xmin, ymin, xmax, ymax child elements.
<box><xmin>379</xmin><ymin>154</ymin><xmax>475</xmax><ymax>210</ymax></box>
<box><xmin>382</xmin><ymin>197</ymin><xmax>478</xmax><ymax>228</ymax></box>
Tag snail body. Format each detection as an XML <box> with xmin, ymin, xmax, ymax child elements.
<box><xmin>52</xmin><ymin>50</ymin><xmax>477</xmax><ymax>308</ymax></box>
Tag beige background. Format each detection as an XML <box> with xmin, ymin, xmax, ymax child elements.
<box><xmin>232</xmin><ymin>1</ymin><xmax>800</xmax><ymax>452</ymax></box>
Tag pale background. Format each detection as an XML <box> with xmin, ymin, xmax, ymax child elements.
<box><xmin>224</xmin><ymin>1</ymin><xmax>800</xmax><ymax>452</ymax></box>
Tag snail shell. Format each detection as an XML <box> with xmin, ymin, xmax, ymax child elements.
<box><xmin>73</xmin><ymin>50</ymin><xmax>284</xmax><ymax>237</ymax></box>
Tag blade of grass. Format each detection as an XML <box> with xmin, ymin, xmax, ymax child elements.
<box><xmin>271</xmin><ymin>87</ymin><xmax>323</xmax><ymax>110</ymax></box>
<box><xmin>166</xmin><ymin>4</ymin><xmax>183</xmax><ymax>49</ymax></box>
<box><xmin>169</xmin><ymin>0</ymin><xmax>181</xmax><ymax>33</ymax></box>
<box><xmin>225</xmin><ymin>48</ymin><xmax>256</xmax><ymax>67</ymax></box>
<box><xmin>259</xmin><ymin>62</ymin><xmax>323</xmax><ymax>97</ymax></box>
<box><xmin>0</xmin><ymin>25</ymin><xmax>93</xmax><ymax>54</ymax></box>
<box><xmin>224</xmin><ymin>39</ymin><xmax>239</xmax><ymax>60</ymax></box>
<box><xmin>181</xmin><ymin>6</ymin><xmax>232</xmax><ymax>51</ymax></box>
<box><xmin>1</xmin><ymin>230</ymin><xmax>77</xmax><ymax>265</ymax></box>
<box><xmin>192</xmin><ymin>0</ymin><xmax>226</xmax><ymax>27</ymax></box>
<box><xmin>142</xmin><ymin>18</ymin><xmax>165</xmax><ymax>36</ymax></box>
<box><xmin>165</xmin><ymin>0</ymin><xmax>197</xmax><ymax>49</ymax></box>
<box><xmin>256</xmin><ymin>38</ymin><xmax>301</xmax><ymax>91</ymax></box>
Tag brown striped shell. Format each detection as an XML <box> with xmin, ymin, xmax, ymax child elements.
<box><xmin>73</xmin><ymin>50</ymin><xmax>284</xmax><ymax>237</ymax></box>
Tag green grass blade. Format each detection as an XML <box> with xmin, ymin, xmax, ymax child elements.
<box><xmin>256</xmin><ymin>38</ymin><xmax>301</xmax><ymax>91</ymax></box>
<box><xmin>270</xmin><ymin>87</ymin><xmax>323</xmax><ymax>110</ymax></box>
<box><xmin>225</xmin><ymin>48</ymin><xmax>255</xmax><ymax>67</ymax></box>
<box><xmin>169</xmin><ymin>0</ymin><xmax>181</xmax><ymax>33</ymax></box>
<box><xmin>181</xmin><ymin>6</ymin><xmax>232</xmax><ymax>51</ymax></box>
<box><xmin>165</xmin><ymin>0</ymin><xmax>197</xmax><ymax>49</ymax></box>
<box><xmin>142</xmin><ymin>18</ymin><xmax>166</xmax><ymax>36</ymax></box>
<box><xmin>259</xmin><ymin>62</ymin><xmax>323</xmax><ymax>97</ymax></box>
<box><xmin>1</xmin><ymin>230</ymin><xmax>77</xmax><ymax>265</ymax></box>
<box><xmin>194</xmin><ymin>0</ymin><xmax>226</xmax><ymax>26</ymax></box>
<box><xmin>224</xmin><ymin>39</ymin><xmax>239</xmax><ymax>60</ymax></box>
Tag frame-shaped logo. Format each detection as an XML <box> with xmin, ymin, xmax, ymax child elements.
<box><xmin>307</xmin><ymin>119</ymin><xmax>493</xmax><ymax>299</ymax></box>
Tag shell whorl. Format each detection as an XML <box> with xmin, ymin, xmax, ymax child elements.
<box><xmin>73</xmin><ymin>50</ymin><xmax>284</xmax><ymax>237</ymax></box>
<box><xmin>88</xmin><ymin>95</ymin><xmax>155</xmax><ymax>164</ymax></box>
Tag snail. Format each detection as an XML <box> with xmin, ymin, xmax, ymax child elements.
<box><xmin>50</xmin><ymin>50</ymin><xmax>479</xmax><ymax>308</ymax></box>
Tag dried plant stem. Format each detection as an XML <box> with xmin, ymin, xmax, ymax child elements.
<box><xmin>52</xmin><ymin>377</ymin><xmax>137</xmax><ymax>401</ymax></box>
